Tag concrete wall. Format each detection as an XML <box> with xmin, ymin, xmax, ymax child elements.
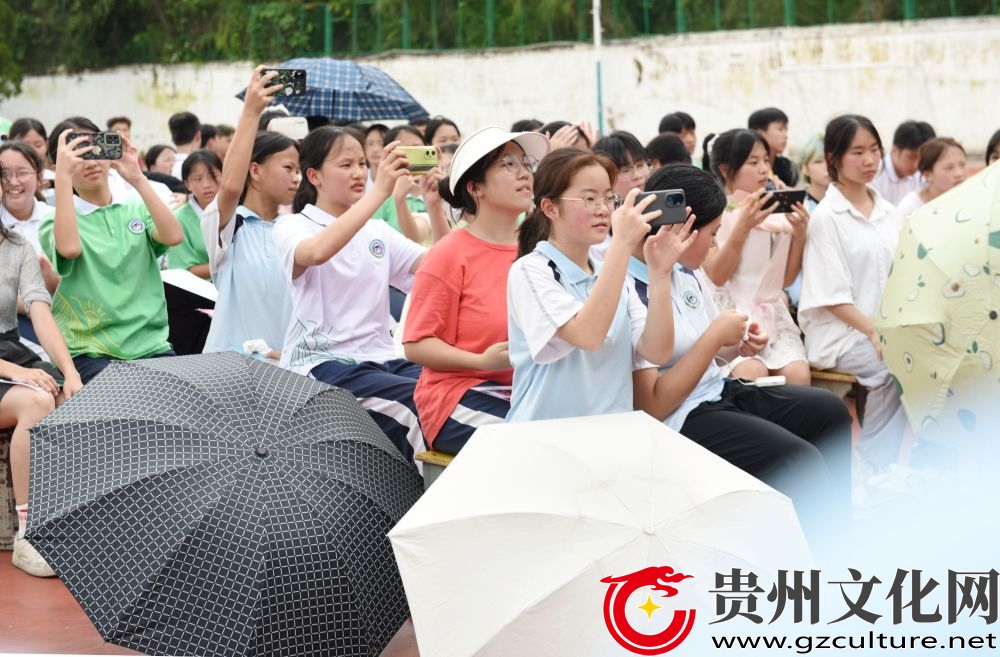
<box><xmin>2</xmin><ymin>16</ymin><xmax>998</xmax><ymax>159</ymax></box>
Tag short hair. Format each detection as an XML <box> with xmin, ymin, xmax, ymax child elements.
<box><xmin>106</xmin><ymin>116</ymin><xmax>131</xmax><ymax>129</ymax></box>
<box><xmin>892</xmin><ymin>120</ymin><xmax>936</xmax><ymax>151</ymax></box>
<box><xmin>748</xmin><ymin>107</ymin><xmax>789</xmax><ymax>131</ymax></box>
<box><xmin>917</xmin><ymin>137</ymin><xmax>964</xmax><ymax>174</ymax></box>
<box><xmin>646</xmin><ymin>133</ymin><xmax>691</xmax><ymax>167</ymax></box>
<box><xmin>47</xmin><ymin>116</ymin><xmax>101</xmax><ymax>165</ymax></box>
<box><xmin>9</xmin><ymin>118</ymin><xmax>47</xmax><ymax>141</ymax></box>
<box><xmin>215</xmin><ymin>124</ymin><xmax>235</xmax><ymax>137</ymax></box>
<box><xmin>592</xmin><ymin>131</ymin><xmax>647</xmax><ymax>169</ymax></box>
<box><xmin>796</xmin><ymin>134</ymin><xmax>825</xmax><ymax>184</ymax></box>
<box><xmin>511</xmin><ymin>119</ymin><xmax>543</xmax><ymax>132</ymax></box>
<box><xmin>824</xmin><ymin>114</ymin><xmax>883</xmax><ymax>184</ymax></box>
<box><xmin>180</xmin><ymin>148</ymin><xmax>224</xmax><ymax>182</ymax></box>
<box><xmin>199</xmin><ymin>124</ymin><xmax>217</xmax><ymax>148</ymax></box>
<box><xmin>385</xmin><ymin>124</ymin><xmax>424</xmax><ymax>145</ymax></box>
<box><xmin>423</xmin><ymin>116</ymin><xmax>460</xmax><ymax>146</ymax></box>
<box><xmin>645</xmin><ymin>164</ymin><xmax>727</xmax><ymax>231</ymax></box>
<box><xmin>144</xmin><ymin>144</ymin><xmax>176</xmax><ymax>171</ymax></box>
<box><xmin>658</xmin><ymin>111</ymin><xmax>695</xmax><ymax>135</ymax></box>
<box><xmin>987</xmin><ymin>129</ymin><xmax>1000</xmax><ymax>165</ymax></box>
<box><xmin>168</xmin><ymin>112</ymin><xmax>201</xmax><ymax>147</ymax></box>
<box><xmin>258</xmin><ymin>109</ymin><xmax>289</xmax><ymax>131</ymax></box>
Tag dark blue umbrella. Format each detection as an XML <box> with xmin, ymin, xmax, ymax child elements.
<box><xmin>238</xmin><ymin>57</ymin><xmax>430</xmax><ymax>123</ymax></box>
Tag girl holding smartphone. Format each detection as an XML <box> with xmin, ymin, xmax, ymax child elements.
<box><xmin>701</xmin><ymin>129</ymin><xmax>811</xmax><ymax>385</ymax></box>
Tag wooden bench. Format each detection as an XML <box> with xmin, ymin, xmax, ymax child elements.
<box><xmin>415</xmin><ymin>450</ymin><xmax>455</xmax><ymax>490</ymax></box>
<box><xmin>811</xmin><ymin>369</ymin><xmax>866</xmax><ymax>425</ymax></box>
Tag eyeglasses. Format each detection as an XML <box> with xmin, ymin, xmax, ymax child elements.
<box><xmin>0</xmin><ymin>168</ymin><xmax>36</xmax><ymax>183</ymax></box>
<box><xmin>496</xmin><ymin>153</ymin><xmax>539</xmax><ymax>174</ymax></box>
<box><xmin>618</xmin><ymin>160</ymin><xmax>651</xmax><ymax>178</ymax></box>
<box><xmin>558</xmin><ymin>194</ymin><xmax>623</xmax><ymax>212</ymax></box>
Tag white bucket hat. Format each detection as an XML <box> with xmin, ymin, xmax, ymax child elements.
<box><xmin>448</xmin><ymin>126</ymin><xmax>551</xmax><ymax>195</ymax></box>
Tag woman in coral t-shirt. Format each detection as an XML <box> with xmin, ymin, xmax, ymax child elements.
<box><xmin>403</xmin><ymin>126</ymin><xmax>550</xmax><ymax>453</ymax></box>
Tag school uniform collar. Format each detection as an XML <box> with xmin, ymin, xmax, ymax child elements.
<box><xmin>297</xmin><ymin>203</ymin><xmax>335</xmax><ymax>228</ymax></box>
<box><xmin>73</xmin><ymin>190</ymin><xmax>130</xmax><ymax>216</ymax></box>
<box><xmin>235</xmin><ymin>204</ymin><xmax>265</xmax><ymax>222</ymax></box>
<box><xmin>826</xmin><ymin>183</ymin><xmax>892</xmax><ymax>222</ymax></box>
<box><xmin>534</xmin><ymin>240</ymin><xmax>594</xmax><ymax>285</ymax></box>
<box><xmin>1</xmin><ymin>198</ymin><xmax>47</xmax><ymax>227</ymax></box>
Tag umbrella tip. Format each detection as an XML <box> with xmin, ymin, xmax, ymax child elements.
<box><xmin>254</xmin><ymin>446</ymin><xmax>270</xmax><ymax>458</ymax></box>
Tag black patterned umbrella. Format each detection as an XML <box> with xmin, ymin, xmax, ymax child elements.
<box><xmin>25</xmin><ymin>352</ymin><xmax>423</xmax><ymax>657</ymax></box>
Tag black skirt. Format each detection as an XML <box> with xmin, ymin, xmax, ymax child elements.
<box><xmin>0</xmin><ymin>328</ymin><xmax>63</xmax><ymax>402</ymax></box>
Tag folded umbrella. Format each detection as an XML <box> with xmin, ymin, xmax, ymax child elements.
<box><xmin>26</xmin><ymin>352</ymin><xmax>423</xmax><ymax>657</ymax></box>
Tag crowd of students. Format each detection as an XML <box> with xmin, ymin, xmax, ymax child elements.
<box><xmin>2</xmin><ymin>64</ymin><xmax>998</xmax><ymax>577</ymax></box>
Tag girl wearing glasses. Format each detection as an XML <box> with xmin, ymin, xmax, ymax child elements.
<box><xmin>273</xmin><ymin>127</ymin><xmax>428</xmax><ymax>463</ymax></box>
<box><xmin>506</xmin><ymin>148</ymin><xmax>695</xmax><ymax>422</ymax></box>
<box><xmin>402</xmin><ymin>127</ymin><xmax>549</xmax><ymax>454</ymax></box>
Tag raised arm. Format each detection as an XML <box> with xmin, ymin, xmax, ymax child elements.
<box><xmin>702</xmin><ymin>190</ymin><xmax>772</xmax><ymax>286</ymax></box>
<box><xmin>112</xmin><ymin>136</ymin><xmax>183</xmax><ymax>246</ymax></box>
<box><xmin>216</xmin><ymin>66</ymin><xmax>282</xmax><ymax>234</ymax></box>
<box><xmin>51</xmin><ymin>130</ymin><xmax>94</xmax><ymax>260</ymax></box>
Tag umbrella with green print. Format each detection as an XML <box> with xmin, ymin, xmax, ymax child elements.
<box><xmin>875</xmin><ymin>162</ymin><xmax>1000</xmax><ymax>445</ymax></box>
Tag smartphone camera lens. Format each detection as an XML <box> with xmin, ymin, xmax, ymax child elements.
<box><xmin>667</xmin><ymin>193</ymin><xmax>684</xmax><ymax>206</ymax></box>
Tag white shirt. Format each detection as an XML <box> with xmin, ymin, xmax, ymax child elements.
<box><xmin>798</xmin><ymin>184</ymin><xmax>899</xmax><ymax>369</ymax></box>
<box><xmin>1</xmin><ymin>198</ymin><xmax>50</xmax><ymax>254</ymax></box>
<box><xmin>893</xmin><ymin>190</ymin><xmax>924</xmax><ymax>229</ymax></box>
<box><xmin>273</xmin><ymin>204</ymin><xmax>425</xmax><ymax>375</ymax></box>
<box><xmin>107</xmin><ymin>169</ymin><xmax>180</xmax><ymax>210</ymax></box>
<box><xmin>171</xmin><ymin>152</ymin><xmax>189</xmax><ymax>181</ymax></box>
<box><xmin>871</xmin><ymin>152</ymin><xmax>923</xmax><ymax>206</ymax></box>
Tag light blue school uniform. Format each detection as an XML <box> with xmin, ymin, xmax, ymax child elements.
<box><xmin>506</xmin><ymin>241</ymin><xmax>648</xmax><ymax>423</ymax></box>
<box><xmin>629</xmin><ymin>257</ymin><xmax>726</xmax><ymax>432</ymax></box>
<box><xmin>203</xmin><ymin>206</ymin><xmax>293</xmax><ymax>354</ymax></box>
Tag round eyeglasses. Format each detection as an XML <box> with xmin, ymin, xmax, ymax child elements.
<box><xmin>558</xmin><ymin>194</ymin><xmax>623</xmax><ymax>212</ymax></box>
<box><xmin>496</xmin><ymin>153</ymin><xmax>539</xmax><ymax>174</ymax></box>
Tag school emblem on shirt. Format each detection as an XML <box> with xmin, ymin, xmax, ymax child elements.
<box><xmin>128</xmin><ymin>219</ymin><xmax>146</xmax><ymax>234</ymax></box>
<box><xmin>369</xmin><ymin>239</ymin><xmax>386</xmax><ymax>259</ymax></box>
<box><xmin>682</xmin><ymin>289</ymin><xmax>701</xmax><ymax>309</ymax></box>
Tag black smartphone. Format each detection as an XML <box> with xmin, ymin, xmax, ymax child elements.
<box><xmin>763</xmin><ymin>189</ymin><xmax>806</xmax><ymax>214</ymax></box>
<box><xmin>66</xmin><ymin>131</ymin><xmax>123</xmax><ymax>160</ymax></box>
<box><xmin>261</xmin><ymin>68</ymin><xmax>307</xmax><ymax>97</ymax></box>
<box><xmin>638</xmin><ymin>188</ymin><xmax>687</xmax><ymax>233</ymax></box>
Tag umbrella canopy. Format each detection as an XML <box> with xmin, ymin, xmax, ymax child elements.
<box><xmin>26</xmin><ymin>352</ymin><xmax>423</xmax><ymax>657</ymax></box>
<box><xmin>237</xmin><ymin>57</ymin><xmax>430</xmax><ymax>123</ymax></box>
<box><xmin>389</xmin><ymin>412</ymin><xmax>811</xmax><ymax>657</ymax></box>
<box><xmin>875</xmin><ymin>163</ymin><xmax>1000</xmax><ymax>443</ymax></box>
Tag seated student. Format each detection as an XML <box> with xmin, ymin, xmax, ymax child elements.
<box><xmin>657</xmin><ymin>111</ymin><xmax>698</xmax><ymax>156</ymax></box>
<box><xmin>631</xmin><ymin>164</ymin><xmax>851</xmax><ymax>547</ymax></box>
<box><xmin>870</xmin><ymin>120</ymin><xmax>935</xmax><ymax>205</ymax></box>
<box><xmin>748</xmin><ymin>107</ymin><xmax>797</xmax><ymax>187</ymax></box>
<box><xmin>784</xmin><ymin>133</ymin><xmax>830</xmax><ymax>310</ymax></box>
<box><xmin>799</xmin><ymin>114</ymin><xmax>907</xmax><ymax>479</ymax></box>
<box><xmin>423</xmin><ymin>117</ymin><xmax>461</xmax><ymax>148</ymax></box>
<box><xmin>201</xmin><ymin>67</ymin><xmax>300</xmax><ymax>356</ymax></box>
<box><xmin>168</xmin><ymin>149</ymin><xmax>221</xmax><ymax>280</ymax></box>
<box><xmin>403</xmin><ymin>126</ymin><xmax>550</xmax><ymax>454</ymax></box>
<box><xmin>646</xmin><ymin>132</ymin><xmax>692</xmax><ymax>170</ymax></box>
<box><xmin>894</xmin><ymin>137</ymin><xmax>967</xmax><ymax>220</ymax></box>
<box><xmin>39</xmin><ymin>117</ymin><xmax>184</xmax><ymax>383</ymax></box>
<box><xmin>0</xmin><ymin>172</ymin><xmax>83</xmax><ymax>576</ymax></box>
<box><xmin>506</xmin><ymin>149</ymin><xmax>688</xmax><ymax>423</ymax></box>
<box><xmin>9</xmin><ymin>118</ymin><xmax>55</xmax><ymax>202</ymax></box>
<box><xmin>274</xmin><ymin>127</ymin><xmax>427</xmax><ymax>462</ymax></box>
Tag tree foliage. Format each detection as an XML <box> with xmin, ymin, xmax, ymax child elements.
<box><xmin>5</xmin><ymin>0</ymin><xmax>997</xmax><ymax>78</ymax></box>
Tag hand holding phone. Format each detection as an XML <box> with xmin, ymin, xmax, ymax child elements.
<box><xmin>260</xmin><ymin>68</ymin><xmax>307</xmax><ymax>97</ymax></box>
<box><xmin>637</xmin><ymin>188</ymin><xmax>687</xmax><ymax>233</ymax></box>
<box><xmin>762</xmin><ymin>189</ymin><xmax>807</xmax><ymax>214</ymax></box>
<box><xmin>66</xmin><ymin>131</ymin><xmax>123</xmax><ymax>160</ymax></box>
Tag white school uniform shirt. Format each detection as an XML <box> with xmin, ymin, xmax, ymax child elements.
<box><xmin>171</xmin><ymin>153</ymin><xmax>189</xmax><ymax>181</ymax></box>
<box><xmin>871</xmin><ymin>152</ymin><xmax>923</xmax><ymax>206</ymax></box>
<box><xmin>273</xmin><ymin>204</ymin><xmax>425</xmax><ymax>376</ymax></box>
<box><xmin>629</xmin><ymin>257</ymin><xmax>726</xmax><ymax>432</ymax></box>
<box><xmin>798</xmin><ymin>184</ymin><xmax>899</xmax><ymax>370</ymax></box>
<box><xmin>505</xmin><ymin>240</ymin><xmax>653</xmax><ymax>423</ymax></box>
<box><xmin>1</xmin><ymin>198</ymin><xmax>50</xmax><ymax>254</ymax></box>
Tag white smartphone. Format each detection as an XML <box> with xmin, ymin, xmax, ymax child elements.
<box><xmin>268</xmin><ymin>116</ymin><xmax>308</xmax><ymax>141</ymax></box>
<box><xmin>754</xmin><ymin>375</ymin><xmax>787</xmax><ymax>387</ymax></box>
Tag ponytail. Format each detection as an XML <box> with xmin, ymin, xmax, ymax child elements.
<box><xmin>701</xmin><ymin>133</ymin><xmax>716</xmax><ymax>172</ymax></box>
<box><xmin>517</xmin><ymin>209</ymin><xmax>551</xmax><ymax>258</ymax></box>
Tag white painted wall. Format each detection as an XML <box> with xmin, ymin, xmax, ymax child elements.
<box><xmin>2</xmin><ymin>16</ymin><xmax>998</xmax><ymax>159</ymax></box>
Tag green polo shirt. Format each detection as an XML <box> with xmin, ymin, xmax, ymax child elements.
<box><xmin>371</xmin><ymin>195</ymin><xmax>427</xmax><ymax>235</ymax></box>
<box><xmin>167</xmin><ymin>201</ymin><xmax>209</xmax><ymax>273</ymax></box>
<box><xmin>39</xmin><ymin>197</ymin><xmax>171</xmax><ymax>360</ymax></box>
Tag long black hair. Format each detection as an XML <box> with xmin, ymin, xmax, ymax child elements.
<box><xmin>645</xmin><ymin>164</ymin><xmax>727</xmax><ymax>230</ymax></box>
<box><xmin>702</xmin><ymin>129</ymin><xmax>770</xmax><ymax>189</ymax></box>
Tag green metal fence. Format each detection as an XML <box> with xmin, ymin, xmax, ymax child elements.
<box><xmin>249</xmin><ymin>0</ymin><xmax>998</xmax><ymax>59</ymax></box>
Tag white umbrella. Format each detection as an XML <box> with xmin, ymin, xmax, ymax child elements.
<box><xmin>388</xmin><ymin>411</ymin><xmax>812</xmax><ymax>657</ymax></box>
